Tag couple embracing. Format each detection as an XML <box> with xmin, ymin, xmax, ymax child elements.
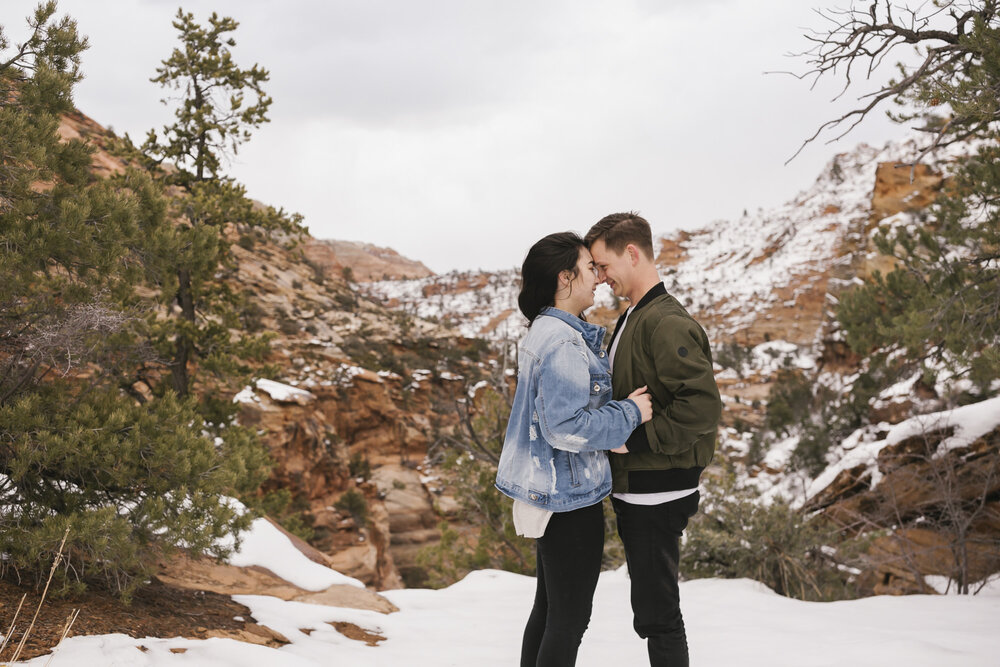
<box><xmin>495</xmin><ymin>212</ymin><xmax>723</xmax><ymax>667</ymax></box>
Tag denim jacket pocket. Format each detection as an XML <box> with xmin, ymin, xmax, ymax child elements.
<box><xmin>566</xmin><ymin>453</ymin><xmax>581</xmax><ymax>487</ymax></box>
<box><xmin>588</xmin><ymin>373</ymin><xmax>612</xmax><ymax>409</ymax></box>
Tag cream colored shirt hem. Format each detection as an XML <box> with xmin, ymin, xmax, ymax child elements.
<box><xmin>512</xmin><ymin>500</ymin><xmax>554</xmax><ymax>539</ymax></box>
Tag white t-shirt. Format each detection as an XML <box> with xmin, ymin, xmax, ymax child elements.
<box><xmin>608</xmin><ymin>306</ymin><xmax>633</xmax><ymax>373</ymax></box>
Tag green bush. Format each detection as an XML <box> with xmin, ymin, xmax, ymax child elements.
<box><xmin>714</xmin><ymin>341</ymin><xmax>755</xmax><ymax>377</ymax></box>
<box><xmin>683</xmin><ymin>469</ymin><xmax>862</xmax><ymax>601</ymax></box>
<box><xmin>245</xmin><ymin>488</ymin><xmax>315</xmax><ymax>542</ymax></box>
<box><xmin>763</xmin><ymin>370</ymin><xmax>813</xmax><ymax>436</ymax></box>
<box><xmin>416</xmin><ymin>454</ymin><xmax>535</xmax><ymax>588</ymax></box>
<box><xmin>348</xmin><ymin>452</ymin><xmax>372</xmax><ymax>481</ymax></box>
<box><xmin>0</xmin><ymin>384</ymin><xmax>268</xmax><ymax>600</ymax></box>
<box><xmin>334</xmin><ymin>489</ymin><xmax>369</xmax><ymax>527</ymax></box>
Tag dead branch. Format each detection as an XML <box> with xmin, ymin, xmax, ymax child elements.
<box><xmin>780</xmin><ymin>0</ymin><xmax>999</xmax><ymax>164</ymax></box>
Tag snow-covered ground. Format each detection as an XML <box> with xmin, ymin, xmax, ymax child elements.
<box><xmin>16</xmin><ymin>518</ymin><xmax>1000</xmax><ymax>666</ymax></box>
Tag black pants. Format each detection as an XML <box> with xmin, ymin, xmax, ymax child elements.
<box><xmin>612</xmin><ymin>492</ymin><xmax>700</xmax><ymax>667</ymax></box>
<box><xmin>521</xmin><ymin>501</ymin><xmax>604</xmax><ymax>667</ymax></box>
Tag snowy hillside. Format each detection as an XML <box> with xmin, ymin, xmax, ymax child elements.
<box><xmin>362</xmin><ymin>136</ymin><xmax>943</xmax><ymax>350</ymax></box>
<box><xmin>659</xmin><ymin>142</ymin><xmax>909</xmax><ymax>338</ymax></box>
<box><xmin>364</xmin><ymin>268</ymin><xmax>524</xmax><ymax>340</ymax></box>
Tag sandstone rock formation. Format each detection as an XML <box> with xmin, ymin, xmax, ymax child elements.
<box><xmin>303</xmin><ymin>239</ymin><xmax>434</xmax><ymax>282</ymax></box>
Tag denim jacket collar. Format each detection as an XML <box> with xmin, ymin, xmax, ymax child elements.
<box><xmin>537</xmin><ymin>306</ymin><xmax>606</xmax><ymax>352</ymax></box>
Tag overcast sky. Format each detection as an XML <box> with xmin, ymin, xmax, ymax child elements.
<box><xmin>2</xmin><ymin>0</ymin><xmax>915</xmax><ymax>273</ymax></box>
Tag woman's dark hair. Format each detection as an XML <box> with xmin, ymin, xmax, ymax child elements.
<box><xmin>518</xmin><ymin>232</ymin><xmax>585</xmax><ymax>324</ymax></box>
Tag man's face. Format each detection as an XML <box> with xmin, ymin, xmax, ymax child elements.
<box><xmin>589</xmin><ymin>239</ymin><xmax>632</xmax><ymax>299</ymax></box>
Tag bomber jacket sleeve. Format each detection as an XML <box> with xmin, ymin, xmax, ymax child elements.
<box><xmin>534</xmin><ymin>339</ymin><xmax>642</xmax><ymax>453</ymax></box>
<box><xmin>626</xmin><ymin>315</ymin><xmax>722</xmax><ymax>456</ymax></box>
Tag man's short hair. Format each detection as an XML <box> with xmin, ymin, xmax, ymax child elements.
<box><xmin>584</xmin><ymin>212</ymin><xmax>655</xmax><ymax>260</ymax></box>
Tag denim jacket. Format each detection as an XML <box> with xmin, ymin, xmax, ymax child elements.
<box><xmin>495</xmin><ymin>307</ymin><xmax>642</xmax><ymax>512</ymax></box>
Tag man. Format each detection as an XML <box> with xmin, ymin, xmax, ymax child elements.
<box><xmin>585</xmin><ymin>212</ymin><xmax>721</xmax><ymax>667</ymax></box>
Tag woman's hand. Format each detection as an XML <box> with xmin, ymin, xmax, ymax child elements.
<box><xmin>627</xmin><ymin>385</ymin><xmax>652</xmax><ymax>424</ymax></box>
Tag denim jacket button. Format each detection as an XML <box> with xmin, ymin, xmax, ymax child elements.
<box><xmin>529</xmin><ymin>493</ymin><xmax>538</xmax><ymax>501</ymax></box>
<box><xmin>599</xmin><ymin>350</ymin><xmax>606</xmax><ymax>357</ymax></box>
<box><xmin>593</xmin><ymin>383</ymin><xmax>600</xmax><ymax>392</ymax></box>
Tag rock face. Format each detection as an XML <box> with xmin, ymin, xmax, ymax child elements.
<box><xmin>370</xmin><ymin>464</ymin><xmax>446</xmax><ymax>585</ymax></box>
<box><xmin>806</xmin><ymin>425</ymin><xmax>1000</xmax><ymax>595</ymax></box>
<box><xmin>303</xmin><ymin>239</ymin><xmax>434</xmax><ymax>282</ymax></box>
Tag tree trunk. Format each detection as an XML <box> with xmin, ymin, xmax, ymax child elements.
<box><xmin>170</xmin><ymin>267</ymin><xmax>196</xmax><ymax>397</ymax></box>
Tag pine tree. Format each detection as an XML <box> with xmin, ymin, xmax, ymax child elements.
<box><xmin>0</xmin><ymin>2</ymin><xmax>270</xmax><ymax>598</ymax></box>
<box><xmin>828</xmin><ymin>6</ymin><xmax>1000</xmax><ymax>400</ymax></box>
<box><xmin>137</xmin><ymin>8</ymin><xmax>304</xmax><ymax>420</ymax></box>
<box><xmin>142</xmin><ymin>9</ymin><xmax>271</xmax><ymax>186</ymax></box>
<box><xmin>787</xmin><ymin>1</ymin><xmax>1000</xmax><ymax>596</ymax></box>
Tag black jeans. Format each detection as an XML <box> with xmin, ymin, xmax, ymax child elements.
<box><xmin>520</xmin><ymin>501</ymin><xmax>604</xmax><ymax>667</ymax></box>
<box><xmin>612</xmin><ymin>492</ymin><xmax>700</xmax><ymax>667</ymax></box>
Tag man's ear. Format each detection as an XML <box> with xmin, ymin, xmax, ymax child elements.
<box><xmin>627</xmin><ymin>244</ymin><xmax>639</xmax><ymax>265</ymax></box>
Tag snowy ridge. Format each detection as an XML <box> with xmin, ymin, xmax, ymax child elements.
<box><xmin>363</xmin><ymin>268</ymin><xmax>525</xmax><ymax>340</ymax></box>
<box><xmin>362</xmin><ymin>137</ymin><xmax>934</xmax><ymax>348</ymax></box>
<box><xmin>807</xmin><ymin>395</ymin><xmax>1000</xmax><ymax>501</ymax></box>
<box><xmin>661</xmin><ymin>139</ymin><xmax>916</xmax><ymax>337</ymax></box>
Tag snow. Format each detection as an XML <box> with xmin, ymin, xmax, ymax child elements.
<box><xmin>18</xmin><ymin>568</ymin><xmax>1000</xmax><ymax>666</ymax></box>
<box><xmin>362</xmin><ymin>268</ymin><xmax>524</xmax><ymax>340</ymax></box>
<box><xmin>808</xmin><ymin>395</ymin><xmax>1000</xmax><ymax>499</ymax></box>
<box><xmin>236</xmin><ymin>379</ymin><xmax>316</xmax><ymax>405</ymax></box>
<box><xmin>217</xmin><ymin>517</ymin><xmax>365</xmax><ymax>591</ymax></box>
<box><xmin>231</xmin><ymin>386</ymin><xmax>258</xmax><ymax>404</ymax></box>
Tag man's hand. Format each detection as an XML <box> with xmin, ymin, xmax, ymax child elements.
<box><xmin>627</xmin><ymin>385</ymin><xmax>652</xmax><ymax>423</ymax></box>
<box><xmin>610</xmin><ymin>443</ymin><xmax>629</xmax><ymax>454</ymax></box>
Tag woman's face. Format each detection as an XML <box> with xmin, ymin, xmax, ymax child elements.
<box><xmin>558</xmin><ymin>247</ymin><xmax>599</xmax><ymax>314</ymax></box>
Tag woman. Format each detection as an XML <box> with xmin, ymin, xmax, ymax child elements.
<box><xmin>495</xmin><ymin>232</ymin><xmax>652</xmax><ymax>667</ymax></box>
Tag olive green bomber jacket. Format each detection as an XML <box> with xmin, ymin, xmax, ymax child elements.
<box><xmin>609</xmin><ymin>284</ymin><xmax>722</xmax><ymax>493</ymax></box>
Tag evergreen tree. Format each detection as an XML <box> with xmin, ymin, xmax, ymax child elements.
<box><xmin>683</xmin><ymin>468</ymin><xmax>863</xmax><ymax>601</ymax></box>
<box><xmin>142</xmin><ymin>9</ymin><xmax>271</xmax><ymax>186</ymax></box>
<box><xmin>811</xmin><ymin>3</ymin><xmax>1000</xmax><ymax>400</ymax></box>
<box><xmin>783</xmin><ymin>1</ymin><xmax>999</xmax><ymax>595</ymax></box>
<box><xmin>0</xmin><ymin>2</ymin><xmax>268</xmax><ymax>599</ymax></box>
<box><xmin>136</xmin><ymin>8</ymin><xmax>304</xmax><ymax>419</ymax></box>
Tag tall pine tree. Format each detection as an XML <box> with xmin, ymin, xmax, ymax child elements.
<box><xmin>137</xmin><ymin>9</ymin><xmax>304</xmax><ymax>423</ymax></box>
<box><xmin>0</xmin><ymin>2</ymin><xmax>268</xmax><ymax>599</ymax></box>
